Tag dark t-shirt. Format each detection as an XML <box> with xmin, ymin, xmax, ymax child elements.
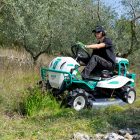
<box><xmin>92</xmin><ymin>37</ymin><xmax>116</xmax><ymax>64</ymax></box>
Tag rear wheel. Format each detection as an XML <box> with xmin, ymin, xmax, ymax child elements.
<box><xmin>124</xmin><ymin>88</ymin><xmax>136</xmax><ymax>104</ymax></box>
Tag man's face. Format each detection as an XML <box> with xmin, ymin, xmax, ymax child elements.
<box><xmin>95</xmin><ymin>32</ymin><xmax>103</xmax><ymax>40</ymax></box>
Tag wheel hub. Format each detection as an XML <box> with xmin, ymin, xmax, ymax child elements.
<box><xmin>127</xmin><ymin>90</ymin><xmax>135</xmax><ymax>104</ymax></box>
<box><xmin>73</xmin><ymin>96</ymin><xmax>86</xmax><ymax>111</ymax></box>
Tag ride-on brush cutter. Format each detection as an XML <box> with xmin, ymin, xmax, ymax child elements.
<box><xmin>39</xmin><ymin>43</ymin><xmax>136</xmax><ymax>111</ymax></box>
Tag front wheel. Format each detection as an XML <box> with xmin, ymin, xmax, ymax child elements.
<box><xmin>72</xmin><ymin>94</ymin><xmax>87</xmax><ymax>111</ymax></box>
<box><xmin>124</xmin><ymin>88</ymin><xmax>136</xmax><ymax>104</ymax></box>
<box><xmin>61</xmin><ymin>89</ymin><xmax>89</xmax><ymax>111</ymax></box>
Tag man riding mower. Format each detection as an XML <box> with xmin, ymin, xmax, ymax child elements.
<box><xmin>39</xmin><ymin>26</ymin><xmax>136</xmax><ymax>111</ymax></box>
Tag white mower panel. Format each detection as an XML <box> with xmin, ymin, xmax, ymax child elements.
<box><xmin>97</xmin><ymin>75</ymin><xmax>134</xmax><ymax>89</ymax></box>
<box><xmin>48</xmin><ymin>57</ymin><xmax>79</xmax><ymax>89</ymax></box>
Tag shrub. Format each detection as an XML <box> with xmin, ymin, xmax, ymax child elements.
<box><xmin>90</xmin><ymin>116</ymin><xmax>111</xmax><ymax>133</ymax></box>
<box><xmin>20</xmin><ymin>87</ymin><xmax>60</xmax><ymax>116</ymax></box>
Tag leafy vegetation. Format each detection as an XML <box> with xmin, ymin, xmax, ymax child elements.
<box><xmin>1</xmin><ymin>0</ymin><xmax>140</xmax><ymax>64</ymax></box>
<box><xmin>21</xmin><ymin>87</ymin><xmax>60</xmax><ymax>116</ymax></box>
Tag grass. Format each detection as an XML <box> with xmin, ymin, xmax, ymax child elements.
<box><xmin>20</xmin><ymin>87</ymin><xmax>60</xmax><ymax>116</ymax></box>
<box><xmin>0</xmin><ymin>53</ymin><xmax>140</xmax><ymax>139</ymax></box>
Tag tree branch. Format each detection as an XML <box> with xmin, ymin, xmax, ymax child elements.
<box><xmin>129</xmin><ymin>1</ymin><xmax>136</xmax><ymax>19</ymax></box>
<box><xmin>0</xmin><ymin>1</ymin><xmax>5</xmax><ymax>12</ymax></box>
<box><xmin>97</xmin><ymin>0</ymin><xmax>101</xmax><ymax>22</ymax></box>
<box><xmin>132</xmin><ymin>15</ymin><xmax>140</xmax><ymax>22</ymax></box>
<box><xmin>121</xmin><ymin>15</ymin><xmax>140</xmax><ymax>58</ymax></box>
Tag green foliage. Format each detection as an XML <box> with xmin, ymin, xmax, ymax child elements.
<box><xmin>1</xmin><ymin>0</ymin><xmax>118</xmax><ymax>62</ymax></box>
<box><xmin>107</xmin><ymin>113</ymin><xmax>128</xmax><ymax>128</ymax></box>
<box><xmin>114</xmin><ymin>18</ymin><xmax>131</xmax><ymax>53</ymax></box>
<box><xmin>105</xmin><ymin>105</ymin><xmax>125</xmax><ymax>114</ymax></box>
<box><xmin>90</xmin><ymin>116</ymin><xmax>110</xmax><ymax>133</ymax></box>
<box><xmin>0</xmin><ymin>0</ymin><xmax>140</xmax><ymax>64</ymax></box>
<box><xmin>0</xmin><ymin>95</ymin><xmax>3</xmax><ymax>105</ymax></box>
<box><xmin>21</xmin><ymin>87</ymin><xmax>60</xmax><ymax>116</ymax></box>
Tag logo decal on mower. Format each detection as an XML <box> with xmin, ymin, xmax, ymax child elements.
<box><xmin>108</xmin><ymin>81</ymin><xmax>119</xmax><ymax>84</ymax></box>
<box><xmin>51</xmin><ymin>75</ymin><xmax>56</xmax><ymax>80</ymax></box>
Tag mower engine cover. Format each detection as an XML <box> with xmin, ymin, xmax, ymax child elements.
<box><xmin>48</xmin><ymin>57</ymin><xmax>80</xmax><ymax>89</ymax></box>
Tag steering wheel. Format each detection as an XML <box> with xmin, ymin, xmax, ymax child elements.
<box><xmin>71</xmin><ymin>43</ymin><xmax>90</xmax><ymax>63</ymax></box>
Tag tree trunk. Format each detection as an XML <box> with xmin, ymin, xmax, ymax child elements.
<box><xmin>122</xmin><ymin>16</ymin><xmax>140</xmax><ymax>58</ymax></box>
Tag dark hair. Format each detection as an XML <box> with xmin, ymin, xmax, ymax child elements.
<box><xmin>101</xmin><ymin>31</ymin><xmax>106</xmax><ymax>36</ymax></box>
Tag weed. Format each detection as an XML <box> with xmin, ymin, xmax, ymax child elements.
<box><xmin>20</xmin><ymin>87</ymin><xmax>60</xmax><ymax>116</ymax></box>
<box><xmin>90</xmin><ymin>116</ymin><xmax>110</xmax><ymax>133</ymax></box>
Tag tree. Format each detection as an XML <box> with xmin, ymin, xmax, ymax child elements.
<box><xmin>1</xmin><ymin>0</ymin><xmax>94</xmax><ymax>63</ymax></box>
<box><xmin>1</xmin><ymin>0</ymin><xmax>117</xmax><ymax>64</ymax></box>
<box><xmin>120</xmin><ymin>0</ymin><xmax>140</xmax><ymax>58</ymax></box>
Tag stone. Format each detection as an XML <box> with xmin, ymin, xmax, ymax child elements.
<box><xmin>124</xmin><ymin>133</ymin><xmax>133</xmax><ymax>140</ymax></box>
<box><xmin>72</xmin><ymin>132</ymin><xmax>93</xmax><ymax>140</ymax></box>
<box><xmin>118</xmin><ymin>129</ymin><xmax>128</xmax><ymax>136</ymax></box>
<box><xmin>125</xmin><ymin>128</ymin><xmax>135</xmax><ymax>135</ymax></box>
<box><xmin>105</xmin><ymin>132</ymin><xmax>125</xmax><ymax>140</ymax></box>
<box><xmin>128</xmin><ymin>128</ymin><xmax>138</xmax><ymax>135</ymax></box>
<box><xmin>131</xmin><ymin>134</ymin><xmax>140</xmax><ymax>140</ymax></box>
<box><xmin>118</xmin><ymin>128</ymin><xmax>138</xmax><ymax>136</ymax></box>
<box><xmin>94</xmin><ymin>133</ymin><xmax>105</xmax><ymax>140</ymax></box>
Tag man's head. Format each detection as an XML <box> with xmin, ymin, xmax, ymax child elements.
<box><xmin>92</xmin><ymin>26</ymin><xmax>106</xmax><ymax>40</ymax></box>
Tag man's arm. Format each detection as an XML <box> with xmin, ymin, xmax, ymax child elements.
<box><xmin>85</xmin><ymin>43</ymin><xmax>106</xmax><ymax>49</ymax></box>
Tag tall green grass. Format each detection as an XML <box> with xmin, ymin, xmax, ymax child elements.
<box><xmin>20</xmin><ymin>87</ymin><xmax>60</xmax><ymax>116</ymax></box>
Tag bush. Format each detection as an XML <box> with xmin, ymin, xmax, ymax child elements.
<box><xmin>20</xmin><ymin>87</ymin><xmax>60</xmax><ymax>116</ymax></box>
<box><xmin>105</xmin><ymin>105</ymin><xmax>125</xmax><ymax>114</ymax></box>
<box><xmin>90</xmin><ymin>116</ymin><xmax>111</xmax><ymax>133</ymax></box>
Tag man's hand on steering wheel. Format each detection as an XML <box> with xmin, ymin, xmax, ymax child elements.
<box><xmin>71</xmin><ymin>42</ymin><xmax>90</xmax><ymax>65</ymax></box>
<box><xmin>76</xmin><ymin>41</ymin><xmax>87</xmax><ymax>51</ymax></box>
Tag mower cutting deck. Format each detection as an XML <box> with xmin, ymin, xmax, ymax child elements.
<box><xmin>91</xmin><ymin>98</ymin><xmax>126</xmax><ymax>108</ymax></box>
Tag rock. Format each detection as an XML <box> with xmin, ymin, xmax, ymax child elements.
<box><xmin>105</xmin><ymin>132</ymin><xmax>125</xmax><ymax>140</ymax></box>
<box><xmin>118</xmin><ymin>129</ymin><xmax>128</xmax><ymax>136</ymax></box>
<box><xmin>94</xmin><ymin>133</ymin><xmax>105</xmax><ymax>140</ymax></box>
<box><xmin>129</xmin><ymin>128</ymin><xmax>138</xmax><ymax>135</ymax></box>
<box><xmin>72</xmin><ymin>132</ymin><xmax>93</xmax><ymax>140</ymax></box>
<box><xmin>124</xmin><ymin>133</ymin><xmax>133</xmax><ymax>140</ymax></box>
<box><xmin>72</xmin><ymin>128</ymin><xmax>139</xmax><ymax>140</ymax></box>
<box><xmin>118</xmin><ymin>128</ymin><xmax>138</xmax><ymax>136</ymax></box>
<box><xmin>126</xmin><ymin>128</ymin><xmax>133</xmax><ymax>135</ymax></box>
<box><xmin>132</xmin><ymin>134</ymin><xmax>140</xmax><ymax>140</ymax></box>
